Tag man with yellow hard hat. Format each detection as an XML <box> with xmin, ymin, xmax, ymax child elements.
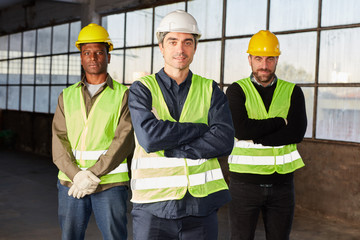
<box><xmin>226</xmin><ymin>30</ymin><xmax>307</xmax><ymax>240</ymax></box>
<box><xmin>52</xmin><ymin>23</ymin><xmax>134</xmax><ymax>239</ymax></box>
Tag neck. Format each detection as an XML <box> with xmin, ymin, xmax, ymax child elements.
<box><xmin>163</xmin><ymin>66</ymin><xmax>189</xmax><ymax>85</ymax></box>
<box><xmin>85</xmin><ymin>73</ymin><xmax>107</xmax><ymax>85</ymax></box>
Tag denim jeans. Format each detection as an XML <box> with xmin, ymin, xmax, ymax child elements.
<box><xmin>132</xmin><ymin>208</ymin><xmax>218</xmax><ymax>240</ymax></box>
<box><xmin>57</xmin><ymin>181</ymin><xmax>128</xmax><ymax>240</ymax></box>
<box><xmin>228</xmin><ymin>177</ymin><xmax>295</xmax><ymax>240</ymax></box>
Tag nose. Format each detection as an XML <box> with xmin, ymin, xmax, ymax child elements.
<box><xmin>260</xmin><ymin>59</ymin><xmax>267</xmax><ymax>69</ymax></box>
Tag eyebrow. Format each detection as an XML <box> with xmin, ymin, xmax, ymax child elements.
<box><xmin>166</xmin><ymin>37</ymin><xmax>194</xmax><ymax>42</ymax></box>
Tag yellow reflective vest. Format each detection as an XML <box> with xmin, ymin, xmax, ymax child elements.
<box><xmin>228</xmin><ymin>77</ymin><xmax>305</xmax><ymax>174</ymax></box>
<box><xmin>131</xmin><ymin>74</ymin><xmax>228</xmax><ymax>203</ymax></box>
<box><xmin>58</xmin><ymin>80</ymin><xmax>129</xmax><ymax>184</ymax></box>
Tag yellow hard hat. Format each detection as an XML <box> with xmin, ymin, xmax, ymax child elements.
<box><xmin>247</xmin><ymin>30</ymin><xmax>280</xmax><ymax>56</ymax></box>
<box><xmin>75</xmin><ymin>23</ymin><xmax>113</xmax><ymax>52</ymax></box>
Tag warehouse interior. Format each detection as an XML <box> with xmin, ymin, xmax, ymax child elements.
<box><xmin>0</xmin><ymin>0</ymin><xmax>359</xmax><ymax>239</ymax></box>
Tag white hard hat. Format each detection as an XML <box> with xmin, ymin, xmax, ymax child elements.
<box><xmin>156</xmin><ymin>10</ymin><xmax>201</xmax><ymax>41</ymax></box>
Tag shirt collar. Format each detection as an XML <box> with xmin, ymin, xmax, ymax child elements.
<box><xmin>77</xmin><ymin>73</ymin><xmax>113</xmax><ymax>89</ymax></box>
<box><xmin>158</xmin><ymin>68</ymin><xmax>192</xmax><ymax>90</ymax></box>
<box><xmin>250</xmin><ymin>73</ymin><xmax>277</xmax><ymax>88</ymax></box>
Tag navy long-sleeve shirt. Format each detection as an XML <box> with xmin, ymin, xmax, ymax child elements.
<box><xmin>128</xmin><ymin>68</ymin><xmax>234</xmax><ymax>218</ymax></box>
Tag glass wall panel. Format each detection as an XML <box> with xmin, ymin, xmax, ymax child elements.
<box><xmin>152</xmin><ymin>46</ymin><xmax>164</xmax><ymax>73</ymax></box>
<box><xmin>9</xmin><ymin>33</ymin><xmax>22</xmax><ymax>58</ymax></box>
<box><xmin>224</xmin><ymin>38</ymin><xmax>251</xmax><ymax>84</ymax></box>
<box><xmin>124</xmin><ymin>47</ymin><xmax>151</xmax><ymax>84</ymax></box>
<box><xmin>53</xmin><ymin>24</ymin><xmax>69</xmax><ymax>54</ymax></box>
<box><xmin>317</xmin><ymin>87</ymin><xmax>360</xmax><ymax>142</ymax></box>
<box><xmin>322</xmin><ymin>0</ymin><xmax>360</xmax><ymax>26</ymax></box>
<box><xmin>0</xmin><ymin>61</ymin><xmax>7</xmax><ymax>84</ymax></box>
<box><xmin>68</xmin><ymin>53</ymin><xmax>80</xmax><ymax>84</ymax></box>
<box><xmin>226</xmin><ymin>0</ymin><xmax>267</xmax><ymax>36</ymax></box>
<box><xmin>23</xmin><ymin>30</ymin><xmax>36</xmax><ymax>57</ymax></box>
<box><xmin>191</xmin><ymin>41</ymin><xmax>221</xmax><ymax>83</ymax></box>
<box><xmin>302</xmin><ymin>87</ymin><xmax>314</xmax><ymax>138</ymax></box>
<box><xmin>70</xmin><ymin>21</ymin><xmax>81</xmax><ymax>52</ymax></box>
<box><xmin>0</xmin><ymin>35</ymin><xmax>8</xmax><ymax>60</ymax></box>
<box><xmin>36</xmin><ymin>57</ymin><xmax>51</xmax><ymax>84</ymax></box>
<box><xmin>22</xmin><ymin>58</ymin><xmax>35</xmax><ymax>84</ymax></box>
<box><xmin>35</xmin><ymin>86</ymin><xmax>49</xmax><ymax>113</ymax></box>
<box><xmin>37</xmin><ymin>27</ymin><xmax>51</xmax><ymax>56</ymax></box>
<box><xmin>102</xmin><ymin>13</ymin><xmax>125</xmax><ymax>49</ymax></box>
<box><xmin>108</xmin><ymin>50</ymin><xmax>124</xmax><ymax>83</ymax></box>
<box><xmin>270</xmin><ymin>0</ymin><xmax>318</xmax><ymax>31</ymax></box>
<box><xmin>7</xmin><ymin>86</ymin><xmax>19</xmax><ymax>110</ymax></box>
<box><xmin>154</xmin><ymin>2</ymin><xmax>185</xmax><ymax>43</ymax></box>
<box><xmin>21</xmin><ymin>86</ymin><xmax>34</xmax><ymax>111</ymax></box>
<box><xmin>319</xmin><ymin>28</ymin><xmax>360</xmax><ymax>83</ymax></box>
<box><xmin>8</xmin><ymin>60</ymin><xmax>21</xmax><ymax>84</ymax></box>
<box><xmin>0</xmin><ymin>86</ymin><xmax>6</xmax><ymax>109</ymax></box>
<box><xmin>276</xmin><ymin>32</ymin><xmax>316</xmax><ymax>84</ymax></box>
<box><xmin>50</xmin><ymin>86</ymin><xmax>65</xmax><ymax>113</ymax></box>
<box><xmin>51</xmin><ymin>55</ymin><xmax>68</xmax><ymax>84</ymax></box>
<box><xmin>188</xmin><ymin>0</ymin><xmax>222</xmax><ymax>39</ymax></box>
<box><xmin>126</xmin><ymin>9</ymin><xmax>153</xmax><ymax>47</ymax></box>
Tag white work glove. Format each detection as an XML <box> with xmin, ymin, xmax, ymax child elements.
<box><xmin>68</xmin><ymin>170</ymin><xmax>101</xmax><ymax>199</ymax></box>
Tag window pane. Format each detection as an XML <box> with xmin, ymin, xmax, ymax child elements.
<box><xmin>37</xmin><ymin>27</ymin><xmax>51</xmax><ymax>56</ymax></box>
<box><xmin>270</xmin><ymin>0</ymin><xmax>318</xmax><ymax>31</ymax></box>
<box><xmin>226</xmin><ymin>0</ymin><xmax>267</xmax><ymax>36</ymax></box>
<box><xmin>22</xmin><ymin>58</ymin><xmax>35</xmax><ymax>84</ymax></box>
<box><xmin>68</xmin><ymin>53</ymin><xmax>80</xmax><ymax>84</ymax></box>
<box><xmin>36</xmin><ymin>57</ymin><xmax>51</xmax><ymax>84</ymax></box>
<box><xmin>70</xmin><ymin>21</ymin><xmax>81</xmax><ymax>52</ymax></box>
<box><xmin>102</xmin><ymin>13</ymin><xmax>125</xmax><ymax>49</ymax></box>
<box><xmin>302</xmin><ymin>87</ymin><xmax>314</xmax><ymax>138</ymax></box>
<box><xmin>319</xmin><ymin>28</ymin><xmax>360</xmax><ymax>83</ymax></box>
<box><xmin>188</xmin><ymin>0</ymin><xmax>223</xmax><ymax>39</ymax></box>
<box><xmin>21</xmin><ymin>86</ymin><xmax>34</xmax><ymax>111</ymax></box>
<box><xmin>9</xmin><ymin>33</ymin><xmax>22</xmax><ymax>58</ymax></box>
<box><xmin>124</xmin><ymin>47</ymin><xmax>151</xmax><ymax>84</ymax></box>
<box><xmin>153</xmin><ymin>46</ymin><xmax>164</xmax><ymax>73</ymax></box>
<box><xmin>0</xmin><ymin>61</ymin><xmax>7</xmax><ymax>84</ymax></box>
<box><xmin>51</xmin><ymin>55</ymin><xmax>68</xmax><ymax>84</ymax></box>
<box><xmin>8</xmin><ymin>86</ymin><xmax>19</xmax><ymax>110</ymax></box>
<box><xmin>108</xmin><ymin>50</ymin><xmax>124</xmax><ymax>83</ymax></box>
<box><xmin>154</xmin><ymin>2</ymin><xmax>185</xmax><ymax>43</ymax></box>
<box><xmin>316</xmin><ymin>87</ymin><xmax>360</xmax><ymax>142</ymax></box>
<box><xmin>191</xmin><ymin>41</ymin><xmax>221</xmax><ymax>83</ymax></box>
<box><xmin>53</xmin><ymin>24</ymin><xmax>69</xmax><ymax>54</ymax></box>
<box><xmin>322</xmin><ymin>0</ymin><xmax>360</xmax><ymax>26</ymax></box>
<box><xmin>8</xmin><ymin>60</ymin><xmax>21</xmax><ymax>84</ymax></box>
<box><xmin>50</xmin><ymin>86</ymin><xmax>65</xmax><ymax>113</ymax></box>
<box><xmin>23</xmin><ymin>30</ymin><xmax>36</xmax><ymax>57</ymax></box>
<box><xmin>35</xmin><ymin>86</ymin><xmax>49</xmax><ymax>113</ymax></box>
<box><xmin>0</xmin><ymin>35</ymin><xmax>8</xmax><ymax>60</ymax></box>
<box><xmin>224</xmin><ymin>38</ymin><xmax>251</xmax><ymax>84</ymax></box>
<box><xmin>276</xmin><ymin>32</ymin><xmax>316</xmax><ymax>84</ymax></box>
<box><xmin>0</xmin><ymin>86</ymin><xmax>6</xmax><ymax>109</ymax></box>
<box><xmin>126</xmin><ymin>9</ymin><xmax>153</xmax><ymax>47</ymax></box>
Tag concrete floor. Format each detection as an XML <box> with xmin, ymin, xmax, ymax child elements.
<box><xmin>0</xmin><ymin>149</ymin><xmax>359</xmax><ymax>240</ymax></box>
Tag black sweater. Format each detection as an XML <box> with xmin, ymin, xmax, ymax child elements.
<box><xmin>226</xmin><ymin>79</ymin><xmax>307</xmax><ymax>184</ymax></box>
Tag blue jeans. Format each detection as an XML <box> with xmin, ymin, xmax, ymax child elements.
<box><xmin>57</xmin><ymin>181</ymin><xmax>128</xmax><ymax>240</ymax></box>
<box><xmin>132</xmin><ymin>208</ymin><xmax>218</xmax><ymax>240</ymax></box>
<box><xmin>228</xmin><ymin>177</ymin><xmax>295</xmax><ymax>240</ymax></box>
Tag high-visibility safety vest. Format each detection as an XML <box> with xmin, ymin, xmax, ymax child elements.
<box><xmin>131</xmin><ymin>74</ymin><xmax>228</xmax><ymax>203</ymax></box>
<box><xmin>58</xmin><ymin>80</ymin><xmax>129</xmax><ymax>184</ymax></box>
<box><xmin>228</xmin><ymin>77</ymin><xmax>305</xmax><ymax>174</ymax></box>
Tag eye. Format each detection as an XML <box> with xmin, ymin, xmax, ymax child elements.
<box><xmin>185</xmin><ymin>41</ymin><xmax>193</xmax><ymax>46</ymax></box>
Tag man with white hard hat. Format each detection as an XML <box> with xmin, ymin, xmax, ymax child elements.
<box><xmin>128</xmin><ymin>10</ymin><xmax>234</xmax><ymax>239</ymax></box>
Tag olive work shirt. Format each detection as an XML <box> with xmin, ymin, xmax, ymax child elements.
<box><xmin>52</xmin><ymin>74</ymin><xmax>135</xmax><ymax>192</ymax></box>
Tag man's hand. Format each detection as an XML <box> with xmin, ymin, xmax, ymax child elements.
<box><xmin>68</xmin><ymin>170</ymin><xmax>101</xmax><ymax>199</ymax></box>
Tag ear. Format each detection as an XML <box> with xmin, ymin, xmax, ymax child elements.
<box><xmin>159</xmin><ymin>43</ymin><xmax>164</xmax><ymax>55</ymax></box>
<box><xmin>248</xmin><ymin>54</ymin><xmax>252</xmax><ymax>66</ymax></box>
<box><xmin>108</xmin><ymin>53</ymin><xmax>111</xmax><ymax>64</ymax></box>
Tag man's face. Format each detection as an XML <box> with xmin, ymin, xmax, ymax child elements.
<box><xmin>159</xmin><ymin>32</ymin><xmax>196</xmax><ymax>72</ymax></box>
<box><xmin>248</xmin><ymin>55</ymin><xmax>278</xmax><ymax>87</ymax></box>
<box><xmin>80</xmin><ymin>43</ymin><xmax>110</xmax><ymax>75</ymax></box>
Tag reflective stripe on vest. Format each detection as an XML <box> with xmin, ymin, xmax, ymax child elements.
<box><xmin>131</xmin><ymin>74</ymin><xmax>228</xmax><ymax>203</ymax></box>
<box><xmin>58</xmin><ymin>80</ymin><xmax>129</xmax><ymax>184</ymax></box>
<box><xmin>229</xmin><ymin>78</ymin><xmax>305</xmax><ymax>174</ymax></box>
